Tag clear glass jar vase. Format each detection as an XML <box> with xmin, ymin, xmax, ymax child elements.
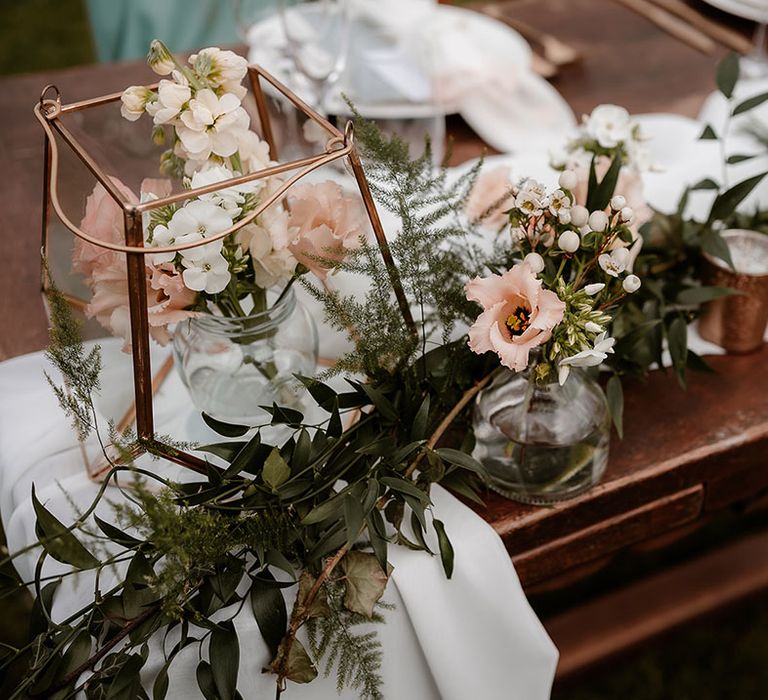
<box><xmin>172</xmin><ymin>287</ymin><xmax>318</xmax><ymax>424</ymax></box>
<box><xmin>472</xmin><ymin>366</ymin><xmax>610</xmax><ymax>504</ymax></box>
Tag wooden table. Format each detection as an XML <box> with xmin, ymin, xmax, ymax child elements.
<box><xmin>1</xmin><ymin>0</ymin><xmax>766</xmax><ymax>681</ymax></box>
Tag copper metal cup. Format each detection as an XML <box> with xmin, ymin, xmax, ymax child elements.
<box><xmin>698</xmin><ymin>229</ymin><xmax>768</xmax><ymax>354</ymax></box>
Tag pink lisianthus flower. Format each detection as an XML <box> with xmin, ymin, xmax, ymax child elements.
<box><xmin>465</xmin><ymin>262</ymin><xmax>566</xmax><ymax>372</ymax></box>
<box><xmin>74</xmin><ymin>178</ymin><xmax>198</xmax><ymax>351</ymax></box>
<box><xmin>465</xmin><ymin>167</ymin><xmax>515</xmax><ymax>230</ymax></box>
<box><xmin>287</xmin><ymin>181</ymin><xmax>367</xmax><ymax>280</ymax></box>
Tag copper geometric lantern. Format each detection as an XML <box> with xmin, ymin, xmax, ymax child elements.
<box><xmin>35</xmin><ymin>63</ymin><xmax>414</xmax><ymax>478</ymax></box>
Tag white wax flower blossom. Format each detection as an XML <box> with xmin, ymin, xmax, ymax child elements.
<box><xmin>588</xmin><ymin>210</ymin><xmax>609</xmax><ymax>232</ymax></box>
<box><xmin>584</xmin><ymin>104</ymin><xmax>632</xmax><ymax>149</ymax></box>
<box><xmin>120</xmin><ymin>86</ymin><xmax>153</xmax><ymax>121</ymax></box>
<box><xmin>558</xmin><ymin>209</ymin><xmax>572</xmax><ymax>225</ymax></box>
<box><xmin>177</xmin><ymin>89</ymin><xmax>250</xmax><ymax>159</ymax></box>
<box><xmin>584</xmin><ymin>283</ymin><xmax>605</xmax><ymax>296</ymax></box>
<box><xmin>620</xmin><ymin>206</ymin><xmax>634</xmax><ymax>223</ymax></box>
<box><xmin>523</xmin><ymin>252</ymin><xmax>545</xmax><ymax>274</ymax></box>
<box><xmin>514</xmin><ymin>179</ymin><xmax>548</xmax><ymax>217</ymax></box>
<box><xmin>181</xmin><ymin>252</ymin><xmax>231</xmax><ymax>294</ymax></box>
<box><xmin>548</xmin><ymin>189</ymin><xmax>572</xmax><ymax>218</ymax></box>
<box><xmin>570</xmin><ymin>205</ymin><xmax>589</xmax><ymax>228</ymax></box>
<box><xmin>558</xmin><ymin>170</ymin><xmax>578</xmax><ymax>190</ymax></box>
<box><xmin>623</xmin><ymin>274</ymin><xmax>642</xmax><ymax>293</ymax></box>
<box><xmin>610</xmin><ymin>195</ymin><xmax>626</xmax><ymax>211</ymax></box>
<box><xmin>146</xmin><ymin>80</ymin><xmax>191</xmax><ymax>125</ymax></box>
<box><xmin>585</xmin><ymin>321</ymin><xmax>603</xmax><ymax>333</ymax></box>
<box><xmin>598</xmin><ymin>247</ymin><xmax>630</xmax><ymax>277</ymax></box>
<box><xmin>558</xmin><ymin>230</ymin><xmax>580</xmax><ymax>253</ymax></box>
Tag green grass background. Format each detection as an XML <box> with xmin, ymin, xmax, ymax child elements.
<box><xmin>0</xmin><ymin>0</ymin><xmax>766</xmax><ymax>697</ymax></box>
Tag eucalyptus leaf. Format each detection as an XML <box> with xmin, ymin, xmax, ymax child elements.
<box><xmin>716</xmin><ymin>52</ymin><xmax>740</xmax><ymax>98</ymax></box>
<box><xmin>32</xmin><ymin>487</ymin><xmax>99</xmax><ymax>570</ymax></box>
<box><xmin>210</xmin><ymin>621</ymin><xmax>239</xmax><ymax>700</ymax></box>
<box><xmin>250</xmin><ymin>574</ymin><xmax>287</xmax><ymax>660</ymax></box>
<box><xmin>690</xmin><ymin>178</ymin><xmax>719</xmax><ymax>190</ymax></box>
<box><xmin>94</xmin><ymin>515</ymin><xmax>143</xmax><ymax>549</ymax></box>
<box><xmin>432</xmin><ymin>519</ymin><xmax>454</xmax><ymax>579</ymax></box>
<box><xmin>380</xmin><ymin>476</ymin><xmax>431</xmax><ymax>505</ymax></box>
<box><xmin>202</xmin><ymin>413</ymin><xmax>249</xmax><ymax>437</ymax></box>
<box><xmin>196</xmin><ymin>661</ymin><xmax>218</xmax><ymax>700</ymax></box>
<box><xmin>341</xmin><ymin>551</ymin><xmax>389</xmax><ymax>618</ymax></box>
<box><xmin>733</xmin><ymin>90</ymin><xmax>768</xmax><ymax>115</ymax></box>
<box><xmin>410</xmin><ymin>394</ymin><xmax>430</xmax><ymax>441</ymax></box>
<box><xmin>296</xmin><ymin>375</ymin><xmax>337</xmax><ymax>411</ymax></box>
<box><xmin>434</xmin><ymin>448</ymin><xmax>486</xmax><ymax>476</ymax></box>
<box><xmin>700</xmin><ymin>228</ymin><xmax>735</xmax><ymax>269</ymax></box>
<box><xmin>708</xmin><ymin>172</ymin><xmax>768</xmax><ymax>224</ymax></box>
<box><xmin>726</xmin><ymin>154</ymin><xmax>757</xmax><ymax>165</ymax></box>
<box><xmin>263</xmin><ymin>448</ymin><xmax>291</xmax><ymax>492</ymax></box>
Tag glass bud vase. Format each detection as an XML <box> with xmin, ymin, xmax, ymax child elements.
<box><xmin>173</xmin><ymin>287</ymin><xmax>318</xmax><ymax>424</ymax></box>
<box><xmin>472</xmin><ymin>367</ymin><xmax>610</xmax><ymax>504</ymax></box>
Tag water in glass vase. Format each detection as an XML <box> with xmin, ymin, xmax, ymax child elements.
<box><xmin>472</xmin><ymin>367</ymin><xmax>610</xmax><ymax>504</ymax></box>
<box><xmin>173</xmin><ymin>287</ymin><xmax>318</xmax><ymax>424</ymax></box>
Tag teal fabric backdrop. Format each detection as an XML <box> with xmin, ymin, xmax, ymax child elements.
<box><xmin>85</xmin><ymin>0</ymin><xmax>242</xmax><ymax>62</ymax></box>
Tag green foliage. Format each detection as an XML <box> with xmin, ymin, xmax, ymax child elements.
<box><xmin>43</xmin><ymin>273</ymin><xmax>101</xmax><ymax>441</ymax></box>
<box><xmin>303</xmin><ymin>106</ymin><xmax>485</xmax><ymax>377</ymax></box>
<box><xmin>307</xmin><ymin>581</ymin><xmax>387</xmax><ymax>700</ymax></box>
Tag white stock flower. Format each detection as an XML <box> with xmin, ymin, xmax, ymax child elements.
<box><xmin>177</xmin><ymin>89</ymin><xmax>250</xmax><ymax>159</ymax></box>
<box><xmin>237</xmin><ymin>130</ymin><xmax>274</xmax><ymax>173</ymax></box>
<box><xmin>189</xmin><ymin>164</ymin><xmax>260</xmax><ymax>217</ymax></box>
<box><xmin>598</xmin><ymin>247</ymin><xmax>630</xmax><ymax>277</ymax></box>
<box><xmin>181</xmin><ymin>252</ymin><xmax>230</xmax><ymax>293</ymax></box>
<box><xmin>149</xmin><ymin>225</ymin><xmax>202</xmax><ymax>265</ymax></box>
<box><xmin>584</xmin><ymin>104</ymin><xmax>632</xmax><ymax>149</ymax></box>
<box><xmin>120</xmin><ymin>86</ymin><xmax>153</xmax><ymax>121</ymax></box>
<box><xmin>146</xmin><ymin>80</ymin><xmax>191</xmax><ymax>124</ymax></box>
<box><xmin>561</xmin><ymin>332</ymin><xmax>616</xmax><ymax>368</ymax></box>
<box><xmin>190</xmin><ymin>47</ymin><xmax>249</xmax><ymax>98</ymax></box>
<box><xmin>147</xmin><ymin>40</ymin><xmax>175</xmax><ymax>76</ymax></box>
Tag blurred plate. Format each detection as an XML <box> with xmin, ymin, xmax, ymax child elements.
<box><xmin>699</xmin><ymin>0</ymin><xmax>768</xmax><ymax>23</ymax></box>
<box><xmin>247</xmin><ymin>3</ymin><xmax>531</xmax><ymax>119</ymax></box>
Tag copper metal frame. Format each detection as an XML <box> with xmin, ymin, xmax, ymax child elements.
<box><xmin>35</xmin><ymin>64</ymin><xmax>415</xmax><ymax>476</ymax></box>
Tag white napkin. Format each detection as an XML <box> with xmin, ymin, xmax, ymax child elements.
<box><xmin>0</xmin><ymin>342</ymin><xmax>558</xmax><ymax>699</ymax></box>
<box><xmin>246</xmin><ymin>1</ymin><xmax>576</xmax><ymax>153</ymax></box>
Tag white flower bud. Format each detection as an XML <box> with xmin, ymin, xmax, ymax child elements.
<box><xmin>620</xmin><ymin>206</ymin><xmax>634</xmax><ymax>223</ymax></box>
<box><xmin>588</xmin><ymin>210</ymin><xmax>609</xmax><ymax>232</ymax></box>
<box><xmin>524</xmin><ymin>252</ymin><xmax>545</xmax><ymax>274</ymax></box>
<box><xmin>623</xmin><ymin>274</ymin><xmax>641</xmax><ymax>293</ymax></box>
<box><xmin>570</xmin><ymin>205</ymin><xmax>589</xmax><ymax>228</ymax></box>
<box><xmin>147</xmin><ymin>39</ymin><xmax>175</xmax><ymax>76</ymax></box>
<box><xmin>558</xmin><ymin>209</ymin><xmax>572</xmax><ymax>225</ymax></box>
<box><xmin>584</xmin><ymin>283</ymin><xmax>605</xmax><ymax>296</ymax></box>
<box><xmin>610</xmin><ymin>195</ymin><xmax>626</xmax><ymax>211</ymax></box>
<box><xmin>120</xmin><ymin>85</ymin><xmax>153</xmax><ymax>121</ymax></box>
<box><xmin>585</xmin><ymin>321</ymin><xmax>603</xmax><ymax>333</ymax></box>
<box><xmin>558</xmin><ymin>230</ymin><xmax>580</xmax><ymax>253</ymax></box>
<box><xmin>558</xmin><ymin>170</ymin><xmax>579</xmax><ymax>190</ymax></box>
